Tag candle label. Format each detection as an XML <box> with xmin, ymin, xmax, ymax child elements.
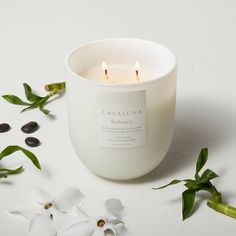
<box><xmin>97</xmin><ymin>90</ymin><xmax>146</xmax><ymax>148</ymax></box>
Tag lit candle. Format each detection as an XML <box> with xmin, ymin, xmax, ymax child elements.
<box><xmin>82</xmin><ymin>61</ymin><xmax>156</xmax><ymax>84</ymax></box>
<box><xmin>66</xmin><ymin>38</ymin><xmax>177</xmax><ymax>180</ymax></box>
<box><xmin>101</xmin><ymin>61</ymin><xmax>141</xmax><ymax>83</ymax></box>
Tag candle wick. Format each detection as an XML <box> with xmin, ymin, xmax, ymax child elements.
<box><xmin>136</xmin><ymin>70</ymin><xmax>139</xmax><ymax>82</ymax></box>
<box><xmin>135</xmin><ymin>61</ymin><xmax>140</xmax><ymax>82</ymax></box>
<box><xmin>102</xmin><ymin>62</ymin><xmax>109</xmax><ymax>80</ymax></box>
<box><xmin>104</xmin><ymin>69</ymin><xmax>109</xmax><ymax>80</ymax></box>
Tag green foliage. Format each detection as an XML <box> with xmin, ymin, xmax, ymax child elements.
<box><xmin>182</xmin><ymin>189</ymin><xmax>196</xmax><ymax>220</ymax></box>
<box><xmin>153</xmin><ymin>148</ymin><xmax>236</xmax><ymax>220</ymax></box>
<box><xmin>2</xmin><ymin>82</ymin><xmax>65</xmax><ymax>115</ymax></box>
<box><xmin>0</xmin><ymin>145</ymin><xmax>41</xmax><ymax>180</ymax></box>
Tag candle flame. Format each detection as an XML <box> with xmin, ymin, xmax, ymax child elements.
<box><xmin>102</xmin><ymin>61</ymin><xmax>108</xmax><ymax>70</ymax></box>
<box><xmin>135</xmin><ymin>61</ymin><xmax>140</xmax><ymax>71</ymax></box>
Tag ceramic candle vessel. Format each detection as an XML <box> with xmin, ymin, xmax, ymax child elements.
<box><xmin>65</xmin><ymin>38</ymin><xmax>177</xmax><ymax>180</ymax></box>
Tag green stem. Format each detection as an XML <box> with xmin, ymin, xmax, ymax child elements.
<box><xmin>45</xmin><ymin>82</ymin><xmax>66</xmax><ymax>93</ymax></box>
<box><xmin>209</xmin><ymin>185</ymin><xmax>222</xmax><ymax>203</ymax></box>
<box><xmin>207</xmin><ymin>199</ymin><xmax>236</xmax><ymax>219</ymax></box>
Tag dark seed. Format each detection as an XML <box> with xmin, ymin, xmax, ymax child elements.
<box><xmin>0</xmin><ymin>123</ymin><xmax>11</xmax><ymax>133</ymax></box>
<box><xmin>25</xmin><ymin>137</ymin><xmax>40</xmax><ymax>147</ymax></box>
<box><xmin>21</xmin><ymin>121</ymin><xmax>39</xmax><ymax>134</ymax></box>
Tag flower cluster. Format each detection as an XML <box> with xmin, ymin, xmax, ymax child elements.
<box><xmin>9</xmin><ymin>187</ymin><xmax>128</xmax><ymax>236</ymax></box>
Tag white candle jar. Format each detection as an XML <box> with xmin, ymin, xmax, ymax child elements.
<box><xmin>65</xmin><ymin>38</ymin><xmax>177</xmax><ymax>180</ymax></box>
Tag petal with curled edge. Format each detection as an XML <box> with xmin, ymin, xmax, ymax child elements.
<box><xmin>103</xmin><ymin>222</ymin><xmax>117</xmax><ymax>236</ymax></box>
<box><xmin>104</xmin><ymin>199</ymin><xmax>126</xmax><ymax>220</ymax></box>
<box><xmin>29</xmin><ymin>213</ymin><xmax>57</xmax><ymax>236</ymax></box>
<box><xmin>54</xmin><ymin>187</ymin><xmax>84</xmax><ymax>212</ymax></box>
<box><xmin>113</xmin><ymin>223</ymin><xmax>129</xmax><ymax>236</ymax></box>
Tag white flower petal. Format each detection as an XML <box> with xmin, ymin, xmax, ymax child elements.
<box><xmin>104</xmin><ymin>199</ymin><xmax>126</xmax><ymax>220</ymax></box>
<box><xmin>60</xmin><ymin>221</ymin><xmax>95</xmax><ymax>236</ymax></box>
<box><xmin>93</xmin><ymin>227</ymin><xmax>105</xmax><ymax>236</ymax></box>
<box><xmin>29</xmin><ymin>213</ymin><xmax>57</xmax><ymax>236</ymax></box>
<box><xmin>76</xmin><ymin>207</ymin><xmax>93</xmax><ymax>221</ymax></box>
<box><xmin>8</xmin><ymin>205</ymin><xmax>40</xmax><ymax>221</ymax></box>
<box><xmin>33</xmin><ymin>188</ymin><xmax>54</xmax><ymax>205</ymax></box>
<box><xmin>50</xmin><ymin>207</ymin><xmax>81</xmax><ymax>230</ymax></box>
<box><xmin>103</xmin><ymin>222</ymin><xmax>116</xmax><ymax>235</ymax></box>
<box><xmin>55</xmin><ymin>187</ymin><xmax>84</xmax><ymax>212</ymax></box>
<box><xmin>113</xmin><ymin>223</ymin><xmax>129</xmax><ymax>236</ymax></box>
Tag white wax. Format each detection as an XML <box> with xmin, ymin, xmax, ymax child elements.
<box><xmin>81</xmin><ymin>64</ymin><xmax>158</xmax><ymax>84</ymax></box>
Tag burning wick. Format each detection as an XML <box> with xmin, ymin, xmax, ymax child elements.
<box><xmin>135</xmin><ymin>61</ymin><xmax>140</xmax><ymax>82</ymax></box>
<box><xmin>102</xmin><ymin>61</ymin><xmax>109</xmax><ymax>80</ymax></box>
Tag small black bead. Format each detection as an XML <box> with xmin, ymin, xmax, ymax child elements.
<box><xmin>0</xmin><ymin>123</ymin><xmax>11</xmax><ymax>133</ymax></box>
<box><xmin>21</xmin><ymin>121</ymin><xmax>39</xmax><ymax>134</ymax></box>
<box><xmin>25</xmin><ymin>137</ymin><xmax>40</xmax><ymax>147</ymax></box>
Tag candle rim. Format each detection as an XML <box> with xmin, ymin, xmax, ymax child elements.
<box><xmin>65</xmin><ymin>38</ymin><xmax>177</xmax><ymax>88</ymax></box>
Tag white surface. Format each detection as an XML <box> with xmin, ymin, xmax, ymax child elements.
<box><xmin>0</xmin><ymin>0</ymin><xmax>236</xmax><ymax>235</ymax></box>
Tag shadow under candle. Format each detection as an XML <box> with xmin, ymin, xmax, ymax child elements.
<box><xmin>113</xmin><ymin>96</ymin><xmax>236</xmax><ymax>184</ymax></box>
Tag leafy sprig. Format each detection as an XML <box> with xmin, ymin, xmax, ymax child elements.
<box><xmin>153</xmin><ymin>148</ymin><xmax>236</xmax><ymax>220</ymax></box>
<box><xmin>0</xmin><ymin>145</ymin><xmax>41</xmax><ymax>179</ymax></box>
<box><xmin>2</xmin><ymin>82</ymin><xmax>65</xmax><ymax>115</ymax></box>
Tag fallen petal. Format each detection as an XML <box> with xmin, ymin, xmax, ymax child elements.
<box><xmin>55</xmin><ymin>187</ymin><xmax>84</xmax><ymax>212</ymax></box>
<box><xmin>29</xmin><ymin>213</ymin><xmax>57</xmax><ymax>236</ymax></box>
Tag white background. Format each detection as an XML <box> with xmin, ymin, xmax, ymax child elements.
<box><xmin>0</xmin><ymin>0</ymin><xmax>236</xmax><ymax>235</ymax></box>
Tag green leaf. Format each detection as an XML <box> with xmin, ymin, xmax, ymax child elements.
<box><xmin>23</xmin><ymin>83</ymin><xmax>43</xmax><ymax>102</ymax></box>
<box><xmin>2</xmin><ymin>95</ymin><xmax>30</xmax><ymax>106</ymax></box>
<box><xmin>182</xmin><ymin>189</ymin><xmax>196</xmax><ymax>220</ymax></box>
<box><xmin>21</xmin><ymin>95</ymin><xmax>50</xmax><ymax>113</ymax></box>
<box><xmin>0</xmin><ymin>174</ymin><xmax>8</xmax><ymax>178</ymax></box>
<box><xmin>0</xmin><ymin>166</ymin><xmax>24</xmax><ymax>176</ymax></box>
<box><xmin>153</xmin><ymin>179</ymin><xmax>182</xmax><ymax>190</ymax></box>
<box><xmin>198</xmin><ymin>169</ymin><xmax>218</xmax><ymax>184</ymax></box>
<box><xmin>184</xmin><ymin>180</ymin><xmax>197</xmax><ymax>189</ymax></box>
<box><xmin>195</xmin><ymin>148</ymin><xmax>208</xmax><ymax>179</ymax></box>
<box><xmin>0</xmin><ymin>145</ymin><xmax>41</xmax><ymax>170</ymax></box>
<box><xmin>39</xmin><ymin>105</ymin><xmax>50</xmax><ymax>114</ymax></box>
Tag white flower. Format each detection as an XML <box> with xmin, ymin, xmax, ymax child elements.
<box><xmin>9</xmin><ymin>187</ymin><xmax>84</xmax><ymax>236</ymax></box>
<box><xmin>60</xmin><ymin>198</ymin><xmax>129</xmax><ymax>236</ymax></box>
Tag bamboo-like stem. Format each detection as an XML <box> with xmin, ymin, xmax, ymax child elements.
<box><xmin>207</xmin><ymin>200</ymin><xmax>236</xmax><ymax>219</ymax></box>
<box><xmin>45</xmin><ymin>82</ymin><xmax>66</xmax><ymax>92</ymax></box>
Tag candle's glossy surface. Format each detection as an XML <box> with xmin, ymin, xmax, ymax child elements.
<box><xmin>66</xmin><ymin>38</ymin><xmax>177</xmax><ymax>180</ymax></box>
